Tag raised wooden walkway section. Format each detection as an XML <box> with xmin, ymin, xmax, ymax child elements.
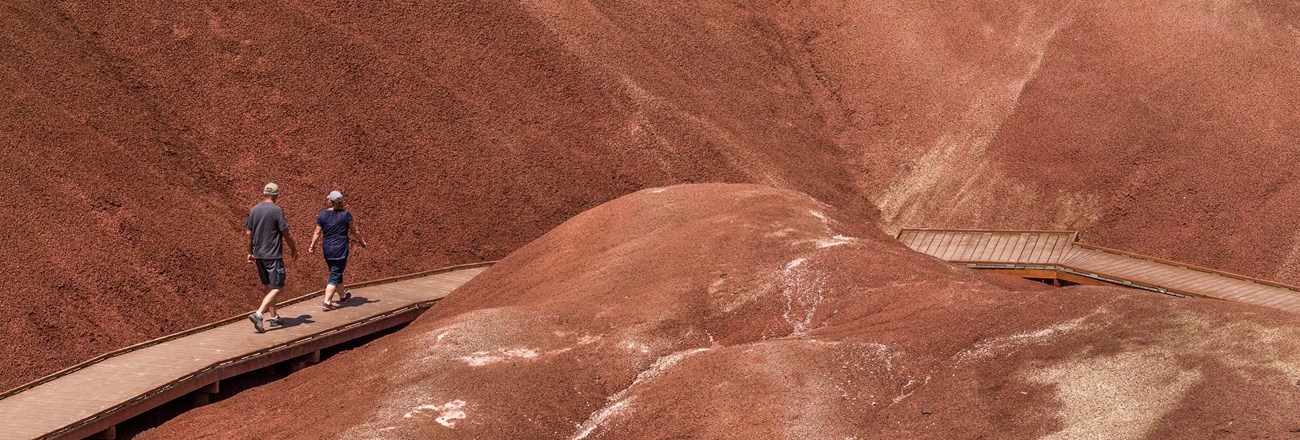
<box><xmin>0</xmin><ymin>262</ymin><xmax>491</xmax><ymax>440</ymax></box>
<box><xmin>897</xmin><ymin>229</ymin><xmax>1300</xmax><ymax>313</ymax></box>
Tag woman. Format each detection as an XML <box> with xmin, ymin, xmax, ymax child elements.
<box><xmin>308</xmin><ymin>190</ymin><xmax>367</xmax><ymax>310</ymax></box>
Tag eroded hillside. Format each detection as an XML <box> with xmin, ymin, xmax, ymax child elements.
<box><xmin>141</xmin><ymin>184</ymin><xmax>1300</xmax><ymax>439</ymax></box>
<box><xmin>4</xmin><ymin>0</ymin><xmax>1299</xmax><ymax>395</ymax></box>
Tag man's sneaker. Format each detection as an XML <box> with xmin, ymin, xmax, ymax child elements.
<box><xmin>248</xmin><ymin>312</ymin><xmax>265</xmax><ymax>333</ymax></box>
<box><xmin>339</xmin><ymin>290</ymin><xmax>352</xmax><ymax>303</ymax></box>
<box><xmin>268</xmin><ymin>316</ymin><xmax>284</xmax><ymax>328</ymax></box>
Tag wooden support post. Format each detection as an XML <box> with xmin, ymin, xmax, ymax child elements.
<box><xmin>190</xmin><ymin>380</ymin><xmax>221</xmax><ymax>407</ymax></box>
<box><xmin>289</xmin><ymin>350</ymin><xmax>321</xmax><ymax>372</ymax></box>
<box><xmin>92</xmin><ymin>426</ymin><xmax>117</xmax><ymax>440</ymax></box>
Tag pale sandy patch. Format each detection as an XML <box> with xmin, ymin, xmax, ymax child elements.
<box><xmin>1030</xmin><ymin>352</ymin><xmax>1200</xmax><ymax>440</ymax></box>
<box><xmin>817</xmin><ymin>235</ymin><xmax>859</xmax><ymax>248</ymax></box>
<box><xmin>779</xmin><ymin>259</ymin><xmax>825</xmax><ymax>337</ymax></box>
<box><xmin>570</xmin><ymin>348</ymin><xmax>711</xmax><ymax>439</ymax></box>
<box><xmin>956</xmin><ymin>315</ymin><xmax>1088</xmax><ymax>362</ymax></box>
<box><xmin>403</xmin><ymin>400</ymin><xmax>468</xmax><ymax>428</ymax></box>
<box><xmin>460</xmin><ymin>348</ymin><xmax>540</xmax><ymax>366</ymax></box>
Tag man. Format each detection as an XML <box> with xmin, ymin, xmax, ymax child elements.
<box><xmin>246</xmin><ymin>182</ymin><xmax>298</xmax><ymax>333</ymax></box>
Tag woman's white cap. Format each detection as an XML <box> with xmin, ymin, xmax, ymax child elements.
<box><xmin>327</xmin><ymin>190</ymin><xmax>344</xmax><ymax>201</ymax></box>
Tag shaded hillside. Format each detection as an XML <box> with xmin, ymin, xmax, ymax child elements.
<box><xmin>794</xmin><ymin>0</ymin><xmax>1300</xmax><ymax>277</ymax></box>
<box><xmin>0</xmin><ymin>0</ymin><xmax>861</xmax><ymax>389</ymax></box>
<box><xmin>142</xmin><ymin>184</ymin><xmax>1300</xmax><ymax>439</ymax></box>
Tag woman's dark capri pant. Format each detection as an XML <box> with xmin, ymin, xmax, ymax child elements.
<box><xmin>326</xmin><ymin>258</ymin><xmax>347</xmax><ymax>286</ymax></box>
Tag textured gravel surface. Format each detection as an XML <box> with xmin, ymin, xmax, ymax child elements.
<box><xmin>0</xmin><ymin>0</ymin><xmax>866</xmax><ymax>390</ymax></box>
<box><xmin>141</xmin><ymin>184</ymin><xmax>1300</xmax><ymax>439</ymax></box>
<box><xmin>796</xmin><ymin>0</ymin><xmax>1300</xmax><ymax>277</ymax></box>
<box><xmin>4</xmin><ymin>0</ymin><xmax>1300</xmax><ymax>430</ymax></box>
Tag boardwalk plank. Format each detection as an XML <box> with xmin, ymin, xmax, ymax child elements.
<box><xmin>898</xmin><ymin>230</ymin><xmax>917</xmax><ymax>247</ymax></box>
<box><xmin>1062</xmin><ymin>248</ymin><xmax>1108</xmax><ymax>266</ymax></box>
<box><xmin>972</xmin><ymin>234</ymin><xmax>987</xmax><ymax>261</ymax></box>
<box><xmin>956</xmin><ymin>233</ymin><xmax>981</xmax><ymax>261</ymax></box>
<box><xmin>1014</xmin><ymin>234</ymin><xmax>1038</xmax><ymax>263</ymax></box>
<box><xmin>1058</xmin><ymin>246</ymin><xmax>1087</xmax><ymax>265</ymax></box>
<box><xmin>937</xmin><ymin>232</ymin><xmax>959</xmax><ymax>261</ymax></box>
<box><xmin>1257</xmin><ymin>294</ymin><xmax>1298</xmax><ymax>307</ymax></box>
<box><xmin>1211</xmin><ymin>282</ymin><xmax>1263</xmax><ymax>298</ymax></box>
<box><xmin>1044</xmin><ymin>234</ymin><xmax>1068</xmax><ymax>264</ymax></box>
<box><xmin>1035</xmin><ymin>233</ymin><xmax>1061</xmax><ymax>263</ymax></box>
<box><xmin>1188</xmin><ymin>276</ymin><xmax>1249</xmax><ymax>297</ymax></box>
<box><xmin>916</xmin><ymin>231</ymin><xmax>939</xmax><ymax>256</ymax></box>
<box><xmin>983</xmin><ymin>234</ymin><xmax>1006</xmax><ymax>262</ymax></box>
<box><xmin>1073</xmin><ymin>256</ymin><xmax>1132</xmax><ymax>274</ymax></box>
<box><xmin>1147</xmin><ymin>269</ymin><xmax>1204</xmax><ymax>287</ymax></box>
<box><xmin>1005</xmin><ymin>233</ymin><xmax>1029</xmax><ymax>262</ymax></box>
<box><xmin>952</xmin><ymin>233</ymin><xmax>978</xmax><ymax>262</ymax></box>
<box><xmin>1024</xmin><ymin>234</ymin><xmax>1046</xmax><ymax>263</ymax></box>
<box><xmin>1117</xmin><ymin>265</ymin><xmax>1168</xmax><ymax>281</ymax></box>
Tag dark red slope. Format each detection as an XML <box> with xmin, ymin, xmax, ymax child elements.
<box><xmin>0</xmin><ymin>1</ymin><xmax>861</xmax><ymax>390</ymax></box>
<box><xmin>793</xmin><ymin>0</ymin><xmax>1300</xmax><ymax>280</ymax></box>
<box><xmin>142</xmin><ymin>184</ymin><xmax>1300</xmax><ymax>439</ymax></box>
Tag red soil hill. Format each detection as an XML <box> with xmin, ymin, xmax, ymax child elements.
<box><xmin>792</xmin><ymin>0</ymin><xmax>1300</xmax><ymax>277</ymax></box>
<box><xmin>142</xmin><ymin>184</ymin><xmax>1300</xmax><ymax>439</ymax></box>
<box><xmin>6</xmin><ymin>0</ymin><xmax>1299</xmax><ymax>397</ymax></box>
<box><xmin>0</xmin><ymin>1</ymin><xmax>862</xmax><ymax>390</ymax></box>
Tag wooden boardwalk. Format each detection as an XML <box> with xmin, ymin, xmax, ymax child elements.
<box><xmin>0</xmin><ymin>263</ymin><xmax>490</xmax><ymax>440</ymax></box>
<box><xmin>897</xmin><ymin>229</ymin><xmax>1300</xmax><ymax>313</ymax></box>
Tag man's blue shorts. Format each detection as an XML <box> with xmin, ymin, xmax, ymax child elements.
<box><xmin>255</xmin><ymin>258</ymin><xmax>286</xmax><ymax>289</ymax></box>
<box><xmin>327</xmin><ymin>258</ymin><xmax>347</xmax><ymax>286</ymax></box>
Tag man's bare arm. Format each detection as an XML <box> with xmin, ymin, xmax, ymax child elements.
<box><xmin>283</xmin><ymin>229</ymin><xmax>299</xmax><ymax>260</ymax></box>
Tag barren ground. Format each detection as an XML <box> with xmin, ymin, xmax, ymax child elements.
<box><xmin>141</xmin><ymin>184</ymin><xmax>1300</xmax><ymax>439</ymax></box>
<box><xmin>3</xmin><ymin>1</ymin><xmax>1299</xmax><ymax>434</ymax></box>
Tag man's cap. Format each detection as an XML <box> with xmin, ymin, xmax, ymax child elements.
<box><xmin>263</xmin><ymin>183</ymin><xmax>280</xmax><ymax>196</ymax></box>
<box><xmin>327</xmin><ymin>190</ymin><xmax>344</xmax><ymax>201</ymax></box>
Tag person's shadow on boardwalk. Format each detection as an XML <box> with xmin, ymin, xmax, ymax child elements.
<box><xmin>267</xmin><ymin>314</ymin><xmax>314</xmax><ymax>331</ymax></box>
<box><xmin>335</xmin><ymin>295</ymin><xmax>378</xmax><ymax>309</ymax></box>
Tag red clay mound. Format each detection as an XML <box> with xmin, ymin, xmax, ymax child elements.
<box><xmin>142</xmin><ymin>184</ymin><xmax>1300</xmax><ymax>439</ymax></box>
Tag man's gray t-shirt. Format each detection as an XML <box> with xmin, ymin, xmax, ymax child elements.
<box><xmin>247</xmin><ymin>201</ymin><xmax>288</xmax><ymax>259</ymax></box>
